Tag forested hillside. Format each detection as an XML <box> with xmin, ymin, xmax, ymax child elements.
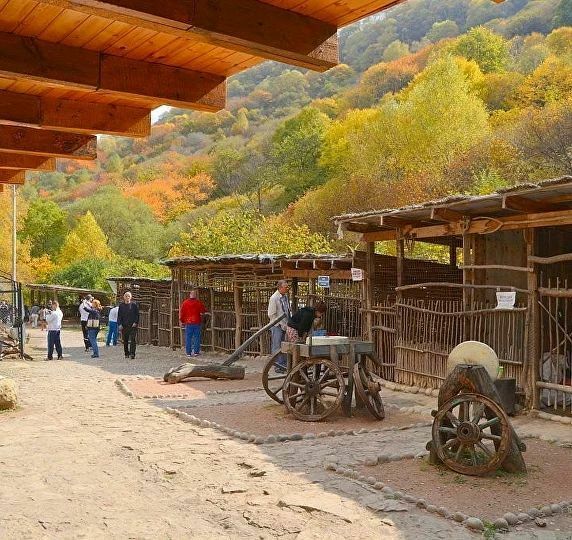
<box><xmin>11</xmin><ymin>0</ymin><xmax>572</xmax><ymax>289</ymax></box>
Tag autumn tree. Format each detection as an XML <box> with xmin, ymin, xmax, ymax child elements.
<box><xmin>20</xmin><ymin>199</ymin><xmax>68</xmax><ymax>258</ymax></box>
<box><xmin>454</xmin><ymin>27</ymin><xmax>510</xmax><ymax>73</ymax></box>
<box><xmin>58</xmin><ymin>211</ymin><xmax>114</xmax><ymax>266</ymax></box>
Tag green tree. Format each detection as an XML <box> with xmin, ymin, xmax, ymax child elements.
<box><xmin>50</xmin><ymin>258</ymin><xmax>111</xmax><ymax>290</ymax></box>
<box><xmin>426</xmin><ymin>20</ymin><xmax>459</xmax><ymax>42</ymax></box>
<box><xmin>105</xmin><ymin>153</ymin><xmax>124</xmax><ymax>174</ymax></box>
<box><xmin>20</xmin><ymin>199</ymin><xmax>68</xmax><ymax>258</ymax></box>
<box><xmin>454</xmin><ymin>27</ymin><xmax>510</xmax><ymax>73</ymax></box>
<box><xmin>169</xmin><ymin>210</ymin><xmax>330</xmax><ymax>257</ymax></box>
<box><xmin>58</xmin><ymin>211</ymin><xmax>114</xmax><ymax>266</ymax></box>
<box><xmin>271</xmin><ymin>107</ymin><xmax>330</xmax><ymax>204</ymax></box>
<box><xmin>231</xmin><ymin>108</ymin><xmax>250</xmax><ymax>136</ymax></box>
<box><xmin>382</xmin><ymin>40</ymin><xmax>410</xmax><ymax>62</ymax></box>
<box><xmin>553</xmin><ymin>0</ymin><xmax>572</xmax><ymax>26</ymax></box>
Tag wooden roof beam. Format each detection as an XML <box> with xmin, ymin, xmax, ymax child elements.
<box><xmin>0</xmin><ymin>154</ymin><xmax>55</xmax><ymax>171</ymax></box>
<box><xmin>37</xmin><ymin>0</ymin><xmax>339</xmax><ymax>72</ymax></box>
<box><xmin>380</xmin><ymin>215</ymin><xmax>424</xmax><ymax>230</ymax></box>
<box><xmin>362</xmin><ymin>208</ymin><xmax>572</xmax><ymax>242</ymax></box>
<box><xmin>0</xmin><ymin>125</ymin><xmax>97</xmax><ymax>160</ymax></box>
<box><xmin>502</xmin><ymin>194</ymin><xmax>563</xmax><ymax>213</ymax></box>
<box><xmin>0</xmin><ymin>91</ymin><xmax>150</xmax><ymax>138</ymax></box>
<box><xmin>430</xmin><ymin>207</ymin><xmax>464</xmax><ymax>222</ymax></box>
<box><xmin>0</xmin><ymin>170</ymin><xmax>26</xmax><ymax>184</ymax></box>
<box><xmin>0</xmin><ymin>32</ymin><xmax>225</xmax><ymax>111</ymax></box>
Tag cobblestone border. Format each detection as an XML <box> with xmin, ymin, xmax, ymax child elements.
<box><xmin>163</xmin><ymin>405</ymin><xmax>432</xmax><ymax>445</ymax></box>
<box><xmin>378</xmin><ymin>379</ymin><xmax>440</xmax><ymax>398</ymax></box>
<box><xmin>114</xmin><ymin>376</ymin><xmax>264</xmax><ymax>400</ymax></box>
<box><xmin>531</xmin><ymin>410</ymin><xmax>572</xmax><ymax>426</ymax></box>
<box><xmin>325</xmin><ymin>455</ymin><xmax>572</xmax><ymax>533</ymax></box>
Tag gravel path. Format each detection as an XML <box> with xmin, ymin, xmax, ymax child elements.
<box><xmin>0</xmin><ymin>328</ymin><xmax>568</xmax><ymax>539</ymax></box>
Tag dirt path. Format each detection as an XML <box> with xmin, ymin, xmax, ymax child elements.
<box><xmin>0</xmin><ymin>328</ymin><xmax>567</xmax><ymax>539</ymax></box>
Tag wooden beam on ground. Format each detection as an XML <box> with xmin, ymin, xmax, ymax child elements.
<box><xmin>37</xmin><ymin>0</ymin><xmax>339</xmax><ymax>72</ymax></box>
<box><xmin>430</xmin><ymin>207</ymin><xmax>464</xmax><ymax>222</ymax></box>
<box><xmin>0</xmin><ymin>125</ymin><xmax>97</xmax><ymax>160</ymax></box>
<box><xmin>502</xmin><ymin>195</ymin><xmax>563</xmax><ymax>214</ymax></box>
<box><xmin>361</xmin><ymin>208</ymin><xmax>572</xmax><ymax>242</ymax></box>
<box><xmin>0</xmin><ymin>154</ymin><xmax>55</xmax><ymax>171</ymax></box>
<box><xmin>0</xmin><ymin>170</ymin><xmax>25</xmax><ymax>184</ymax></box>
<box><xmin>0</xmin><ymin>32</ymin><xmax>226</xmax><ymax>111</ymax></box>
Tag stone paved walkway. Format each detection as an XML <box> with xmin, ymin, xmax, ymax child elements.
<box><xmin>0</xmin><ymin>328</ymin><xmax>570</xmax><ymax>539</ymax></box>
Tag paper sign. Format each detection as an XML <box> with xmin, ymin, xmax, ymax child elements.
<box><xmin>317</xmin><ymin>275</ymin><xmax>330</xmax><ymax>288</ymax></box>
<box><xmin>351</xmin><ymin>268</ymin><xmax>364</xmax><ymax>282</ymax></box>
<box><xmin>496</xmin><ymin>291</ymin><xmax>516</xmax><ymax>310</ymax></box>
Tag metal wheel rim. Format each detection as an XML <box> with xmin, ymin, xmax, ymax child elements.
<box><xmin>432</xmin><ymin>393</ymin><xmax>511</xmax><ymax>476</ymax></box>
<box><xmin>353</xmin><ymin>363</ymin><xmax>385</xmax><ymax>420</ymax></box>
<box><xmin>262</xmin><ymin>353</ymin><xmax>286</xmax><ymax>404</ymax></box>
<box><xmin>283</xmin><ymin>358</ymin><xmax>345</xmax><ymax>422</ymax></box>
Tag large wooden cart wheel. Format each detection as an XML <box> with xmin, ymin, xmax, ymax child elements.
<box><xmin>262</xmin><ymin>352</ymin><xmax>287</xmax><ymax>404</ymax></box>
<box><xmin>432</xmin><ymin>393</ymin><xmax>511</xmax><ymax>476</ymax></box>
<box><xmin>353</xmin><ymin>363</ymin><xmax>385</xmax><ymax>420</ymax></box>
<box><xmin>283</xmin><ymin>358</ymin><xmax>345</xmax><ymax>422</ymax></box>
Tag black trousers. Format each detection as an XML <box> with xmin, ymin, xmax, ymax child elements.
<box><xmin>47</xmin><ymin>330</ymin><xmax>62</xmax><ymax>359</ymax></box>
<box><xmin>81</xmin><ymin>320</ymin><xmax>90</xmax><ymax>350</ymax></box>
<box><xmin>122</xmin><ymin>326</ymin><xmax>137</xmax><ymax>357</ymax></box>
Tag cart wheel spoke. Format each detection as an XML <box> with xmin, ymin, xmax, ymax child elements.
<box><xmin>439</xmin><ymin>427</ymin><xmax>457</xmax><ymax>436</ymax></box>
<box><xmin>471</xmin><ymin>403</ymin><xmax>485</xmax><ymax>424</ymax></box>
<box><xmin>476</xmin><ymin>440</ymin><xmax>493</xmax><ymax>458</ymax></box>
<box><xmin>443</xmin><ymin>437</ymin><xmax>459</xmax><ymax>451</ymax></box>
<box><xmin>445</xmin><ymin>411</ymin><xmax>460</xmax><ymax>427</ymax></box>
<box><xmin>478</xmin><ymin>417</ymin><xmax>500</xmax><ymax>430</ymax></box>
<box><xmin>480</xmin><ymin>433</ymin><xmax>502</xmax><ymax>442</ymax></box>
<box><xmin>318</xmin><ymin>367</ymin><xmax>331</xmax><ymax>384</ymax></box>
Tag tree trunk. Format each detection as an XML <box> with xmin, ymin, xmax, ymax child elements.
<box><xmin>164</xmin><ymin>363</ymin><xmax>245</xmax><ymax>383</ymax></box>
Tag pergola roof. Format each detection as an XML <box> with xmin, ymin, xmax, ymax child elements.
<box><xmin>0</xmin><ymin>0</ymin><xmax>400</xmax><ymax>185</ymax></box>
<box><xmin>161</xmin><ymin>253</ymin><xmax>351</xmax><ymax>268</ymax></box>
<box><xmin>333</xmin><ymin>176</ymin><xmax>572</xmax><ymax>243</ymax></box>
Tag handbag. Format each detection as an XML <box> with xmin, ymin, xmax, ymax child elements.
<box><xmin>87</xmin><ymin>318</ymin><xmax>100</xmax><ymax>328</ymax></box>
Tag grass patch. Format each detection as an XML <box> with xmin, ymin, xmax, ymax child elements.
<box><xmin>482</xmin><ymin>521</ymin><xmax>498</xmax><ymax>539</ymax></box>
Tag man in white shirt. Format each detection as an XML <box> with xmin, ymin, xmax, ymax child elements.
<box><xmin>106</xmin><ymin>304</ymin><xmax>119</xmax><ymax>346</ymax></box>
<box><xmin>79</xmin><ymin>295</ymin><xmax>93</xmax><ymax>352</ymax></box>
<box><xmin>267</xmin><ymin>280</ymin><xmax>291</xmax><ymax>372</ymax></box>
<box><xmin>46</xmin><ymin>301</ymin><xmax>64</xmax><ymax>360</ymax></box>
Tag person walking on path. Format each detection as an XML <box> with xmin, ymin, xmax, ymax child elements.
<box><xmin>118</xmin><ymin>291</ymin><xmax>139</xmax><ymax>359</ymax></box>
<box><xmin>267</xmin><ymin>280</ymin><xmax>291</xmax><ymax>373</ymax></box>
<box><xmin>79</xmin><ymin>295</ymin><xmax>93</xmax><ymax>352</ymax></box>
<box><xmin>85</xmin><ymin>299</ymin><xmax>102</xmax><ymax>358</ymax></box>
<box><xmin>38</xmin><ymin>305</ymin><xmax>48</xmax><ymax>331</ymax></box>
<box><xmin>45</xmin><ymin>301</ymin><xmax>64</xmax><ymax>360</ymax></box>
<box><xmin>30</xmin><ymin>305</ymin><xmax>39</xmax><ymax>328</ymax></box>
<box><xmin>179</xmin><ymin>290</ymin><xmax>207</xmax><ymax>357</ymax></box>
<box><xmin>106</xmin><ymin>304</ymin><xmax>119</xmax><ymax>346</ymax></box>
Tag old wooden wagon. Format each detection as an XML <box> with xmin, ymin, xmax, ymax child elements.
<box><xmin>107</xmin><ymin>277</ymin><xmax>171</xmax><ymax>346</ymax></box>
<box><xmin>334</xmin><ymin>176</ymin><xmax>572</xmax><ymax>413</ymax></box>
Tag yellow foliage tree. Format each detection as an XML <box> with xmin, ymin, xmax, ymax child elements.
<box><xmin>58</xmin><ymin>211</ymin><xmax>114</xmax><ymax>266</ymax></box>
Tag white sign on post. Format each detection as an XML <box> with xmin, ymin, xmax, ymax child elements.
<box><xmin>317</xmin><ymin>275</ymin><xmax>330</xmax><ymax>288</ymax></box>
<box><xmin>496</xmin><ymin>291</ymin><xmax>516</xmax><ymax>310</ymax></box>
<box><xmin>351</xmin><ymin>268</ymin><xmax>364</xmax><ymax>282</ymax></box>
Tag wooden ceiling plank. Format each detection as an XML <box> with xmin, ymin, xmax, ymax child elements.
<box><xmin>0</xmin><ymin>89</ymin><xmax>151</xmax><ymax>136</ymax></box>
<box><xmin>0</xmin><ymin>124</ymin><xmax>97</xmax><ymax>159</ymax></box>
<box><xmin>0</xmin><ymin>31</ymin><xmax>226</xmax><ymax>110</ymax></box>
<box><xmin>0</xmin><ymin>154</ymin><xmax>55</xmax><ymax>170</ymax></box>
<box><xmin>35</xmin><ymin>0</ymin><xmax>339</xmax><ymax>71</ymax></box>
<box><xmin>502</xmin><ymin>194</ymin><xmax>563</xmax><ymax>213</ymax></box>
<box><xmin>0</xmin><ymin>169</ymin><xmax>26</xmax><ymax>184</ymax></box>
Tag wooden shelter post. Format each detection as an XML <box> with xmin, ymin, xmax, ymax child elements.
<box><xmin>364</xmin><ymin>241</ymin><xmax>376</xmax><ymax>340</ymax></box>
<box><xmin>291</xmin><ymin>277</ymin><xmax>299</xmax><ymax>312</ymax></box>
<box><xmin>234</xmin><ymin>274</ymin><xmax>243</xmax><ymax>351</ymax></box>
<box><xmin>462</xmin><ymin>234</ymin><xmax>473</xmax><ymax>340</ymax></box>
<box><xmin>525</xmin><ymin>229</ymin><xmax>539</xmax><ymax>409</ymax></box>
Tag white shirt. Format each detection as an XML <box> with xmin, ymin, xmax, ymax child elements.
<box><xmin>46</xmin><ymin>308</ymin><xmax>63</xmax><ymax>331</ymax></box>
<box><xmin>108</xmin><ymin>306</ymin><xmax>119</xmax><ymax>323</ymax></box>
<box><xmin>79</xmin><ymin>300</ymin><xmax>91</xmax><ymax>322</ymax></box>
<box><xmin>268</xmin><ymin>290</ymin><xmax>290</xmax><ymax>330</ymax></box>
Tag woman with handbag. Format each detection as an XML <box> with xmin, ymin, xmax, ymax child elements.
<box><xmin>85</xmin><ymin>299</ymin><xmax>102</xmax><ymax>358</ymax></box>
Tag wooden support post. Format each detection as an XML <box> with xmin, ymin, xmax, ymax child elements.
<box><xmin>291</xmin><ymin>277</ymin><xmax>299</xmax><ymax>312</ymax></box>
<box><xmin>525</xmin><ymin>229</ymin><xmax>539</xmax><ymax>409</ymax></box>
<box><xmin>234</xmin><ymin>277</ymin><xmax>243</xmax><ymax>351</ymax></box>
<box><xmin>364</xmin><ymin>241</ymin><xmax>376</xmax><ymax>341</ymax></box>
<box><xmin>209</xmin><ymin>286</ymin><xmax>216</xmax><ymax>352</ymax></box>
<box><xmin>449</xmin><ymin>242</ymin><xmax>457</xmax><ymax>268</ymax></box>
<box><xmin>396</xmin><ymin>234</ymin><xmax>405</xmax><ymax>289</ymax></box>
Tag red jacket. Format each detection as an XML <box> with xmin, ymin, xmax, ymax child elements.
<box><xmin>179</xmin><ymin>298</ymin><xmax>206</xmax><ymax>325</ymax></box>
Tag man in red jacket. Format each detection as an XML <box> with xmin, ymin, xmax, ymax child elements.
<box><xmin>179</xmin><ymin>290</ymin><xmax>207</xmax><ymax>357</ymax></box>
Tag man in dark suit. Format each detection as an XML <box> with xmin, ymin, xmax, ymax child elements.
<box><xmin>118</xmin><ymin>291</ymin><xmax>139</xmax><ymax>359</ymax></box>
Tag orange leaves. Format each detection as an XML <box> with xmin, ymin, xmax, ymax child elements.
<box><xmin>124</xmin><ymin>171</ymin><xmax>214</xmax><ymax>222</ymax></box>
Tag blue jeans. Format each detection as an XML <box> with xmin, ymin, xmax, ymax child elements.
<box><xmin>271</xmin><ymin>326</ymin><xmax>286</xmax><ymax>368</ymax></box>
<box><xmin>184</xmin><ymin>324</ymin><xmax>202</xmax><ymax>355</ymax></box>
<box><xmin>47</xmin><ymin>330</ymin><xmax>62</xmax><ymax>359</ymax></box>
<box><xmin>106</xmin><ymin>321</ymin><xmax>118</xmax><ymax>346</ymax></box>
<box><xmin>88</xmin><ymin>328</ymin><xmax>100</xmax><ymax>357</ymax></box>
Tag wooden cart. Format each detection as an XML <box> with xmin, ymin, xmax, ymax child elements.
<box><xmin>262</xmin><ymin>340</ymin><xmax>385</xmax><ymax>422</ymax></box>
